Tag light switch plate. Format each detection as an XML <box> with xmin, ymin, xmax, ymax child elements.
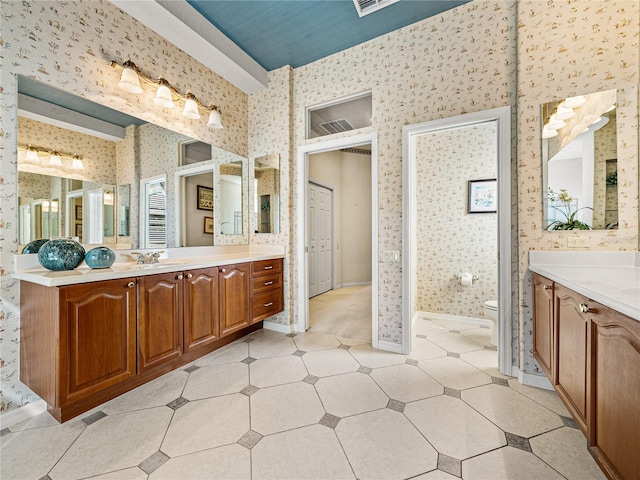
<box><xmin>383</xmin><ymin>250</ymin><xmax>400</xmax><ymax>262</ymax></box>
<box><xmin>567</xmin><ymin>237</ymin><xmax>589</xmax><ymax>248</ymax></box>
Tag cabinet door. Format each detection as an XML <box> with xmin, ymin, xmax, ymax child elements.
<box><xmin>555</xmin><ymin>284</ymin><xmax>589</xmax><ymax>432</ymax></box>
<box><xmin>590</xmin><ymin>309</ymin><xmax>640</xmax><ymax>480</ymax></box>
<box><xmin>184</xmin><ymin>267</ymin><xmax>219</xmax><ymax>352</ymax></box>
<box><xmin>532</xmin><ymin>273</ymin><xmax>554</xmax><ymax>380</ymax></box>
<box><xmin>219</xmin><ymin>263</ymin><xmax>250</xmax><ymax>337</ymax></box>
<box><xmin>58</xmin><ymin>278</ymin><xmax>137</xmax><ymax>404</ymax></box>
<box><xmin>138</xmin><ymin>272</ymin><xmax>183</xmax><ymax>372</ymax></box>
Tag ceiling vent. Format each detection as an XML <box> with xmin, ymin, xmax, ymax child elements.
<box><xmin>318</xmin><ymin>118</ymin><xmax>354</xmax><ymax>135</ymax></box>
<box><xmin>352</xmin><ymin>0</ymin><xmax>400</xmax><ymax>17</ymax></box>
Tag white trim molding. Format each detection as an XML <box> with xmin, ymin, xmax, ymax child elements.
<box><xmin>0</xmin><ymin>400</ymin><xmax>47</xmax><ymax>429</ymax></box>
<box><xmin>402</xmin><ymin>106</ymin><xmax>513</xmax><ymax>373</ymax></box>
<box><xmin>513</xmin><ymin>367</ymin><xmax>554</xmax><ymax>391</ymax></box>
<box><xmin>263</xmin><ymin>321</ymin><xmax>294</xmax><ymax>334</ymax></box>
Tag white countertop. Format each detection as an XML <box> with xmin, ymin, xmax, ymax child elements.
<box><xmin>529</xmin><ymin>251</ymin><xmax>640</xmax><ymax>321</ymax></box>
<box><xmin>14</xmin><ymin>245</ymin><xmax>285</xmax><ymax>287</ymax></box>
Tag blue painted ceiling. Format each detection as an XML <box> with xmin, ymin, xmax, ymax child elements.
<box><xmin>187</xmin><ymin>0</ymin><xmax>469</xmax><ymax>70</ymax></box>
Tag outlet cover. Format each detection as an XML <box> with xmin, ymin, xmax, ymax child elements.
<box><xmin>567</xmin><ymin>237</ymin><xmax>589</xmax><ymax>248</ymax></box>
<box><xmin>383</xmin><ymin>250</ymin><xmax>400</xmax><ymax>262</ymax></box>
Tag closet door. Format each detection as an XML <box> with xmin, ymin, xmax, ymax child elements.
<box><xmin>308</xmin><ymin>182</ymin><xmax>333</xmax><ymax>298</ymax></box>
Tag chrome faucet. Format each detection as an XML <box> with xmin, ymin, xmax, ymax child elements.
<box><xmin>130</xmin><ymin>250</ymin><xmax>164</xmax><ymax>265</ymax></box>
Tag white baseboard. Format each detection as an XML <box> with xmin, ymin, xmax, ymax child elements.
<box><xmin>512</xmin><ymin>366</ymin><xmax>554</xmax><ymax>391</ymax></box>
<box><xmin>376</xmin><ymin>339</ymin><xmax>405</xmax><ymax>354</ymax></box>
<box><xmin>262</xmin><ymin>321</ymin><xmax>293</xmax><ymax>334</ymax></box>
<box><xmin>417</xmin><ymin>311</ymin><xmax>492</xmax><ymax>328</ymax></box>
<box><xmin>0</xmin><ymin>400</ymin><xmax>47</xmax><ymax>429</ymax></box>
<box><xmin>340</xmin><ymin>282</ymin><xmax>372</xmax><ymax>288</ymax></box>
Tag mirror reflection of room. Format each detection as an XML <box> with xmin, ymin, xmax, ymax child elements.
<box><xmin>254</xmin><ymin>154</ymin><xmax>280</xmax><ymax>234</ymax></box>
<box><xmin>541</xmin><ymin>89</ymin><xmax>618</xmax><ymax>230</ymax></box>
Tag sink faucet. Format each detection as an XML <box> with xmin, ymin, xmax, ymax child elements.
<box><xmin>130</xmin><ymin>250</ymin><xmax>164</xmax><ymax>265</ymax></box>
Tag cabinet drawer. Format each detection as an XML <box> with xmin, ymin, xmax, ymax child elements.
<box><xmin>251</xmin><ymin>273</ymin><xmax>282</xmax><ymax>294</ymax></box>
<box><xmin>252</xmin><ymin>258</ymin><xmax>282</xmax><ymax>277</ymax></box>
<box><xmin>252</xmin><ymin>289</ymin><xmax>283</xmax><ymax>323</ymax></box>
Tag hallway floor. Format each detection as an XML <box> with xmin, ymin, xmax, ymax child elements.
<box><xmin>308</xmin><ymin>285</ymin><xmax>372</xmax><ymax>343</ymax></box>
<box><xmin>1</xmin><ymin>318</ymin><xmax>605</xmax><ymax>480</ymax></box>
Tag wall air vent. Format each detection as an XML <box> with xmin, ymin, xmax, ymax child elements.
<box><xmin>318</xmin><ymin>118</ymin><xmax>354</xmax><ymax>135</ymax></box>
<box><xmin>352</xmin><ymin>0</ymin><xmax>400</xmax><ymax>18</ymax></box>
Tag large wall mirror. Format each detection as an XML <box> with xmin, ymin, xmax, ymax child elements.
<box><xmin>541</xmin><ymin>89</ymin><xmax>618</xmax><ymax>230</ymax></box>
<box><xmin>17</xmin><ymin>76</ymin><xmax>249</xmax><ymax>251</ymax></box>
<box><xmin>253</xmin><ymin>153</ymin><xmax>280</xmax><ymax>234</ymax></box>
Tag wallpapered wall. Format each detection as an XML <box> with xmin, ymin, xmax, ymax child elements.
<box><xmin>293</xmin><ymin>1</ymin><xmax>517</xmax><ymax>345</ymax></box>
<box><xmin>593</xmin><ymin>113</ymin><xmax>618</xmax><ymax>229</ymax></box>
<box><xmin>415</xmin><ymin>124</ymin><xmax>498</xmax><ymax>318</ymax></box>
<box><xmin>0</xmin><ymin>0</ymin><xmax>249</xmax><ymax>412</ymax></box>
<box><xmin>516</xmin><ymin>0</ymin><xmax>639</xmax><ymax>374</ymax></box>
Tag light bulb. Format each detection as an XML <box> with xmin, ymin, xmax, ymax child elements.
<box><xmin>542</xmin><ymin>126</ymin><xmax>558</xmax><ymax>139</ymax></box>
<box><xmin>71</xmin><ymin>154</ymin><xmax>84</xmax><ymax>170</ymax></box>
<box><xmin>154</xmin><ymin>79</ymin><xmax>174</xmax><ymax>108</ymax></box>
<box><xmin>117</xmin><ymin>62</ymin><xmax>143</xmax><ymax>94</ymax></box>
<box><xmin>49</xmin><ymin>151</ymin><xmax>63</xmax><ymax>167</ymax></box>
<box><xmin>182</xmin><ymin>92</ymin><xmax>200</xmax><ymax>120</ymax></box>
<box><xmin>207</xmin><ymin>107</ymin><xmax>223</xmax><ymax>129</ymax></box>
<box><xmin>25</xmin><ymin>146</ymin><xmax>39</xmax><ymax>163</ymax></box>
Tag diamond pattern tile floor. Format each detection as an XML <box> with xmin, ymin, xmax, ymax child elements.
<box><xmin>2</xmin><ymin>319</ymin><xmax>604</xmax><ymax>479</ymax></box>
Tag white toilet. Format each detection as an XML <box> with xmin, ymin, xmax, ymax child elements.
<box><xmin>483</xmin><ymin>300</ymin><xmax>498</xmax><ymax>346</ymax></box>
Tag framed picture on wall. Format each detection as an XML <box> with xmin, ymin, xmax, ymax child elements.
<box><xmin>75</xmin><ymin>205</ymin><xmax>83</xmax><ymax>220</ymax></box>
<box><xmin>197</xmin><ymin>185</ymin><xmax>213</xmax><ymax>211</ymax></box>
<box><xmin>203</xmin><ymin>216</ymin><xmax>214</xmax><ymax>234</ymax></box>
<box><xmin>468</xmin><ymin>179</ymin><xmax>497</xmax><ymax>213</ymax></box>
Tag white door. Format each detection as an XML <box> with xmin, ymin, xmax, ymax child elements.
<box><xmin>308</xmin><ymin>182</ymin><xmax>333</xmax><ymax>298</ymax></box>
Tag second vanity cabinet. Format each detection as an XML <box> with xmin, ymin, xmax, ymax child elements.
<box><xmin>532</xmin><ymin>273</ymin><xmax>640</xmax><ymax>480</ymax></box>
<box><xmin>20</xmin><ymin>258</ymin><xmax>283</xmax><ymax>422</ymax></box>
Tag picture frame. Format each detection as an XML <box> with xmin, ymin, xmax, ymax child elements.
<box><xmin>197</xmin><ymin>185</ymin><xmax>214</xmax><ymax>211</ymax></box>
<box><xmin>203</xmin><ymin>216</ymin><xmax>214</xmax><ymax>234</ymax></box>
<box><xmin>468</xmin><ymin>179</ymin><xmax>497</xmax><ymax>214</ymax></box>
<box><xmin>75</xmin><ymin>224</ymin><xmax>83</xmax><ymax>237</ymax></box>
<box><xmin>75</xmin><ymin>205</ymin><xmax>83</xmax><ymax>220</ymax></box>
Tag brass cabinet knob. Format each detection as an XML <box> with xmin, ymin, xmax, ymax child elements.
<box><xmin>127</xmin><ymin>281</ymin><xmax>135</xmax><ymax>288</ymax></box>
<box><xmin>579</xmin><ymin>302</ymin><xmax>591</xmax><ymax>314</ymax></box>
<box><xmin>221</xmin><ymin>268</ymin><xmax>226</xmax><ymax>273</ymax></box>
<box><xmin>544</xmin><ymin>285</ymin><xmax>552</xmax><ymax>290</ymax></box>
<box><xmin>177</xmin><ymin>274</ymin><xmax>183</xmax><ymax>280</ymax></box>
<box><xmin>187</xmin><ymin>273</ymin><xmax>193</xmax><ymax>279</ymax></box>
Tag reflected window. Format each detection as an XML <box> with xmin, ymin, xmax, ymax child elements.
<box><xmin>141</xmin><ymin>176</ymin><xmax>167</xmax><ymax>248</ymax></box>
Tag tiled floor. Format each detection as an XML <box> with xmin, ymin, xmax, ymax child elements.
<box><xmin>1</xmin><ymin>317</ymin><xmax>606</xmax><ymax>480</ymax></box>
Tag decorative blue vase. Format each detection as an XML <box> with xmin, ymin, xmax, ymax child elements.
<box><xmin>22</xmin><ymin>238</ymin><xmax>50</xmax><ymax>254</ymax></box>
<box><xmin>37</xmin><ymin>239</ymin><xmax>85</xmax><ymax>271</ymax></box>
<box><xmin>85</xmin><ymin>246</ymin><xmax>116</xmax><ymax>269</ymax></box>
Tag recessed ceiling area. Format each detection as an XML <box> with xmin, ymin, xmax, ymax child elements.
<box><xmin>186</xmin><ymin>0</ymin><xmax>469</xmax><ymax>70</ymax></box>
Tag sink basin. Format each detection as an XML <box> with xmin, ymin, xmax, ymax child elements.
<box><xmin>111</xmin><ymin>261</ymin><xmax>187</xmax><ymax>271</ymax></box>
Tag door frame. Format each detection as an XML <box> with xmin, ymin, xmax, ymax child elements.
<box><xmin>402</xmin><ymin>106</ymin><xmax>513</xmax><ymax>374</ymax></box>
<box><xmin>174</xmin><ymin>164</ymin><xmax>214</xmax><ymax>247</ymax></box>
<box><xmin>295</xmin><ymin>132</ymin><xmax>379</xmax><ymax>347</ymax></box>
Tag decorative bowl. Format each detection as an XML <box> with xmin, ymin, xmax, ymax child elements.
<box><xmin>85</xmin><ymin>246</ymin><xmax>116</xmax><ymax>269</ymax></box>
<box><xmin>37</xmin><ymin>239</ymin><xmax>85</xmax><ymax>271</ymax></box>
<box><xmin>21</xmin><ymin>238</ymin><xmax>50</xmax><ymax>254</ymax></box>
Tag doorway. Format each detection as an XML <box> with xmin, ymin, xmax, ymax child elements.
<box><xmin>296</xmin><ymin>133</ymin><xmax>379</xmax><ymax>347</ymax></box>
<box><xmin>402</xmin><ymin>107</ymin><xmax>512</xmax><ymax>374</ymax></box>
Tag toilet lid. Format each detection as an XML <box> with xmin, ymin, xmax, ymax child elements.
<box><xmin>485</xmin><ymin>300</ymin><xmax>498</xmax><ymax>310</ymax></box>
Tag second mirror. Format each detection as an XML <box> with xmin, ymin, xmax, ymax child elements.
<box><xmin>253</xmin><ymin>154</ymin><xmax>280</xmax><ymax>234</ymax></box>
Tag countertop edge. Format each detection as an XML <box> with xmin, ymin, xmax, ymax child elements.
<box><xmin>529</xmin><ymin>264</ymin><xmax>640</xmax><ymax>322</ymax></box>
<box><xmin>14</xmin><ymin>253</ymin><xmax>285</xmax><ymax>287</ymax></box>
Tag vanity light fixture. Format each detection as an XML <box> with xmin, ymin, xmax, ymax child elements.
<box><xmin>546</xmin><ymin>118</ymin><xmax>566</xmax><ymax>130</ymax></box>
<box><xmin>542</xmin><ymin>126</ymin><xmax>559</xmax><ymax>139</ymax></box>
<box><xmin>25</xmin><ymin>145</ymin><xmax>40</xmax><ymax>163</ymax></box>
<box><xmin>48</xmin><ymin>151</ymin><xmax>63</xmax><ymax>167</ymax></box>
<box><xmin>553</xmin><ymin>103</ymin><xmax>576</xmax><ymax>120</ymax></box>
<box><xmin>111</xmin><ymin>59</ymin><xmax>223</xmax><ymax>129</ymax></box>
<box><xmin>71</xmin><ymin>154</ymin><xmax>85</xmax><ymax>170</ymax></box>
<box><xmin>563</xmin><ymin>95</ymin><xmax>586</xmax><ymax>109</ymax></box>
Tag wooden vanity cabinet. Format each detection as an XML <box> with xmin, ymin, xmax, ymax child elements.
<box><xmin>20</xmin><ymin>278</ymin><xmax>137</xmax><ymax>421</ymax></box>
<box><xmin>137</xmin><ymin>272</ymin><xmax>184</xmax><ymax>372</ymax></box>
<box><xmin>532</xmin><ymin>273</ymin><xmax>554</xmax><ymax>381</ymax></box>
<box><xmin>251</xmin><ymin>258</ymin><xmax>284</xmax><ymax>323</ymax></box>
<box><xmin>219</xmin><ymin>263</ymin><xmax>251</xmax><ymax>337</ymax></box>
<box><xmin>554</xmin><ymin>284</ymin><xmax>591</xmax><ymax>433</ymax></box>
<box><xmin>589</xmin><ymin>308</ymin><xmax>640</xmax><ymax>480</ymax></box>
<box><xmin>183</xmin><ymin>267</ymin><xmax>220</xmax><ymax>352</ymax></box>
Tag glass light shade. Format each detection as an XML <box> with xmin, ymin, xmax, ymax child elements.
<box><xmin>25</xmin><ymin>147</ymin><xmax>39</xmax><ymax>163</ymax></box>
<box><xmin>182</xmin><ymin>98</ymin><xmax>200</xmax><ymax>120</ymax></box>
<box><xmin>154</xmin><ymin>84</ymin><xmax>175</xmax><ymax>108</ymax></box>
<box><xmin>71</xmin><ymin>155</ymin><xmax>84</xmax><ymax>170</ymax></box>
<box><xmin>604</xmin><ymin>104</ymin><xmax>616</xmax><ymax>113</ymax></box>
<box><xmin>563</xmin><ymin>95</ymin><xmax>586</xmax><ymax>108</ymax></box>
<box><xmin>542</xmin><ymin>126</ymin><xmax>559</xmax><ymax>139</ymax></box>
<box><xmin>49</xmin><ymin>151</ymin><xmax>63</xmax><ymax>167</ymax></box>
<box><xmin>553</xmin><ymin>104</ymin><xmax>575</xmax><ymax>120</ymax></box>
<box><xmin>546</xmin><ymin>118</ymin><xmax>566</xmax><ymax>130</ymax></box>
<box><xmin>118</xmin><ymin>67</ymin><xmax>143</xmax><ymax>94</ymax></box>
<box><xmin>207</xmin><ymin>109</ymin><xmax>223</xmax><ymax>129</ymax></box>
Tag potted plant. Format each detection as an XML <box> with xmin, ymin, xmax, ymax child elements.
<box><xmin>547</xmin><ymin>188</ymin><xmax>592</xmax><ymax>230</ymax></box>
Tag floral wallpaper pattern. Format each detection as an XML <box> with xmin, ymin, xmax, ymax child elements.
<box><xmin>416</xmin><ymin>124</ymin><xmax>498</xmax><ymax>319</ymax></box>
<box><xmin>0</xmin><ymin>0</ymin><xmax>248</xmax><ymax>413</ymax></box>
